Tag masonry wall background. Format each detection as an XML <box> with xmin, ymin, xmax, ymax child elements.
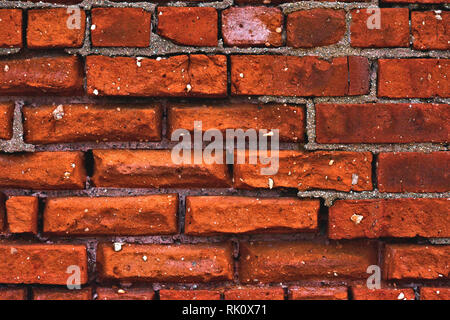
<box><xmin>0</xmin><ymin>0</ymin><xmax>448</xmax><ymax>300</ymax></box>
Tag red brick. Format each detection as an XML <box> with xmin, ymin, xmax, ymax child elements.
<box><xmin>185</xmin><ymin>196</ymin><xmax>319</xmax><ymax>235</ymax></box>
<box><xmin>231</xmin><ymin>56</ymin><xmax>369</xmax><ymax>96</ymax></box>
<box><xmin>27</xmin><ymin>9</ymin><xmax>86</xmax><ymax>48</ymax></box>
<box><xmin>86</xmin><ymin>55</ymin><xmax>227</xmax><ymax>97</ymax></box>
<box><xmin>382</xmin><ymin>0</ymin><xmax>446</xmax><ymax>3</ymax></box>
<box><xmin>159</xmin><ymin>289</ymin><xmax>221</xmax><ymax>300</ymax></box>
<box><xmin>239</xmin><ymin>241</ymin><xmax>377</xmax><ymax>283</ymax></box>
<box><xmin>234</xmin><ymin>150</ymin><xmax>372</xmax><ymax>191</ymax></box>
<box><xmin>0</xmin><ymin>243</ymin><xmax>88</xmax><ymax>284</ymax></box>
<box><xmin>92</xmin><ymin>149</ymin><xmax>231</xmax><ymax>188</ymax></box>
<box><xmin>157</xmin><ymin>7</ymin><xmax>217</xmax><ymax>47</ymax></box>
<box><xmin>23</xmin><ymin>104</ymin><xmax>162</xmax><ymax>144</ymax></box>
<box><xmin>33</xmin><ymin>287</ymin><xmax>91</xmax><ymax>300</ymax></box>
<box><xmin>384</xmin><ymin>245</ymin><xmax>449</xmax><ymax>280</ymax></box>
<box><xmin>329</xmin><ymin>198</ymin><xmax>449</xmax><ymax>239</ymax></box>
<box><xmin>91</xmin><ymin>8</ymin><xmax>151</xmax><ymax>47</ymax></box>
<box><xmin>0</xmin><ymin>9</ymin><xmax>22</xmax><ymax>48</ymax></box>
<box><xmin>289</xmin><ymin>287</ymin><xmax>348</xmax><ymax>300</ymax></box>
<box><xmin>378</xmin><ymin>59</ymin><xmax>449</xmax><ymax>98</ymax></box>
<box><xmin>287</xmin><ymin>9</ymin><xmax>345</xmax><ymax>48</ymax></box>
<box><xmin>350</xmin><ymin>8</ymin><xmax>409</xmax><ymax>48</ymax></box>
<box><xmin>0</xmin><ymin>102</ymin><xmax>14</xmax><ymax>140</ymax></box>
<box><xmin>351</xmin><ymin>287</ymin><xmax>415</xmax><ymax>300</ymax></box>
<box><xmin>222</xmin><ymin>7</ymin><xmax>283</xmax><ymax>47</ymax></box>
<box><xmin>316</xmin><ymin>103</ymin><xmax>450</xmax><ymax>144</ymax></box>
<box><xmin>0</xmin><ymin>152</ymin><xmax>86</xmax><ymax>190</ymax></box>
<box><xmin>224</xmin><ymin>287</ymin><xmax>284</xmax><ymax>300</ymax></box>
<box><xmin>377</xmin><ymin>152</ymin><xmax>450</xmax><ymax>193</ymax></box>
<box><xmin>412</xmin><ymin>11</ymin><xmax>450</xmax><ymax>50</ymax></box>
<box><xmin>167</xmin><ymin>103</ymin><xmax>305</xmax><ymax>143</ymax></box>
<box><xmin>0</xmin><ymin>288</ymin><xmax>27</xmax><ymax>300</ymax></box>
<box><xmin>237</xmin><ymin>0</ymin><xmax>371</xmax><ymax>2</ymax></box>
<box><xmin>96</xmin><ymin>287</ymin><xmax>155</xmax><ymax>300</ymax></box>
<box><xmin>0</xmin><ymin>56</ymin><xmax>83</xmax><ymax>96</ymax></box>
<box><xmin>44</xmin><ymin>195</ymin><xmax>178</xmax><ymax>236</ymax></box>
<box><xmin>420</xmin><ymin>287</ymin><xmax>450</xmax><ymax>300</ymax></box>
<box><xmin>97</xmin><ymin>243</ymin><xmax>233</xmax><ymax>283</ymax></box>
<box><xmin>0</xmin><ymin>192</ymin><xmax>5</xmax><ymax>232</ymax></box>
<box><xmin>348</xmin><ymin>56</ymin><xmax>370</xmax><ymax>95</ymax></box>
<box><xmin>6</xmin><ymin>196</ymin><xmax>39</xmax><ymax>234</ymax></box>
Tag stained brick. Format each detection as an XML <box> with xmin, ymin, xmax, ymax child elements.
<box><xmin>412</xmin><ymin>11</ymin><xmax>450</xmax><ymax>50</ymax></box>
<box><xmin>0</xmin><ymin>9</ymin><xmax>22</xmax><ymax>48</ymax></box>
<box><xmin>6</xmin><ymin>196</ymin><xmax>39</xmax><ymax>234</ymax></box>
<box><xmin>0</xmin><ymin>102</ymin><xmax>14</xmax><ymax>140</ymax></box>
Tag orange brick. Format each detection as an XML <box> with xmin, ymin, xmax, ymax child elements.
<box><xmin>224</xmin><ymin>287</ymin><xmax>284</xmax><ymax>300</ymax></box>
<box><xmin>0</xmin><ymin>9</ymin><xmax>22</xmax><ymax>48</ymax></box>
<box><xmin>6</xmin><ymin>196</ymin><xmax>39</xmax><ymax>234</ymax></box>
<box><xmin>33</xmin><ymin>287</ymin><xmax>91</xmax><ymax>300</ymax></box>
<box><xmin>0</xmin><ymin>102</ymin><xmax>14</xmax><ymax>140</ymax></box>
<box><xmin>289</xmin><ymin>287</ymin><xmax>348</xmax><ymax>300</ymax></box>
<box><xmin>159</xmin><ymin>289</ymin><xmax>221</xmax><ymax>300</ymax></box>
<box><xmin>96</xmin><ymin>287</ymin><xmax>155</xmax><ymax>300</ymax></box>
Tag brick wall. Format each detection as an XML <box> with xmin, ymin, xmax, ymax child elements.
<box><xmin>0</xmin><ymin>0</ymin><xmax>448</xmax><ymax>301</ymax></box>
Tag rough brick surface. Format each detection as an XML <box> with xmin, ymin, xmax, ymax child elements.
<box><xmin>44</xmin><ymin>195</ymin><xmax>178</xmax><ymax>236</ymax></box>
<box><xmin>27</xmin><ymin>8</ymin><xmax>86</xmax><ymax>48</ymax></box>
<box><xmin>348</xmin><ymin>56</ymin><xmax>371</xmax><ymax>95</ymax></box>
<box><xmin>0</xmin><ymin>56</ymin><xmax>83</xmax><ymax>96</ymax></box>
<box><xmin>224</xmin><ymin>287</ymin><xmax>284</xmax><ymax>300</ymax></box>
<box><xmin>23</xmin><ymin>104</ymin><xmax>162</xmax><ymax>144</ymax></box>
<box><xmin>329</xmin><ymin>198</ymin><xmax>449</xmax><ymax>239</ymax></box>
<box><xmin>287</xmin><ymin>9</ymin><xmax>346</xmax><ymax>48</ymax></box>
<box><xmin>350</xmin><ymin>8</ymin><xmax>409</xmax><ymax>48</ymax></box>
<box><xmin>0</xmin><ymin>152</ymin><xmax>86</xmax><ymax>190</ymax></box>
<box><xmin>384</xmin><ymin>245</ymin><xmax>450</xmax><ymax>280</ymax></box>
<box><xmin>185</xmin><ymin>196</ymin><xmax>319</xmax><ymax>235</ymax></box>
<box><xmin>157</xmin><ymin>7</ymin><xmax>217</xmax><ymax>47</ymax></box>
<box><xmin>0</xmin><ymin>244</ymin><xmax>88</xmax><ymax>284</ymax></box>
<box><xmin>167</xmin><ymin>103</ymin><xmax>305</xmax><ymax>142</ymax></box>
<box><xmin>377</xmin><ymin>152</ymin><xmax>450</xmax><ymax>193</ymax></box>
<box><xmin>33</xmin><ymin>288</ymin><xmax>91</xmax><ymax>300</ymax></box>
<box><xmin>420</xmin><ymin>287</ymin><xmax>450</xmax><ymax>300</ymax></box>
<box><xmin>0</xmin><ymin>193</ymin><xmax>5</xmax><ymax>232</ymax></box>
<box><xmin>316</xmin><ymin>103</ymin><xmax>450</xmax><ymax>143</ymax></box>
<box><xmin>239</xmin><ymin>241</ymin><xmax>377</xmax><ymax>283</ymax></box>
<box><xmin>222</xmin><ymin>7</ymin><xmax>283</xmax><ymax>47</ymax></box>
<box><xmin>86</xmin><ymin>55</ymin><xmax>227</xmax><ymax>97</ymax></box>
<box><xmin>0</xmin><ymin>288</ymin><xmax>27</xmax><ymax>300</ymax></box>
<box><xmin>0</xmin><ymin>102</ymin><xmax>14</xmax><ymax>140</ymax></box>
<box><xmin>6</xmin><ymin>196</ymin><xmax>39</xmax><ymax>234</ymax></box>
<box><xmin>92</xmin><ymin>149</ymin><xmax>231</xmax><ymax>188</ymax></box>
<box><xmin>378</xmin><ymin>59</ymin><xmax>449</xmax><ymax>98</ymax></box>
<box><xmin>412</xmin><ymin>11</ymin><xmax>449</xmax><ymax>50</ymax></box>
<box><xmin>159</xmin><ymin>289</ymin><xmax>221</xmax><ymax>300</ymax></box>
<box><xmin>96</xmin><ymin>287</ymin><xmax>155</xmax><ymax>300</ymax></box>
<box><xmin>0</xmin><ymin>9</ymin><xmax>22</xmax><ymax>48</ymax></box>
<box><xmin>351</xmin><ymin>287</ymin><xmax>415</xmax><ymax>300</ymax></box>
<box><xmin>234</xmin><ymin>150</ymin><xmax>372</xmax><ymax>191</ymax></box>
<box><xmin>289</xmin><ymin>287</ymin><xmax>348</xmax><ymax>300</ymax></box>
<box><xmin>91</xmin><ymin>8</ymin><xmax>151</xmax><ymax>47</ymax></box>
<box><xmin>97</xmin><ymin>243</ymin><xmax>233</xmax><ymax>283</ymax></box>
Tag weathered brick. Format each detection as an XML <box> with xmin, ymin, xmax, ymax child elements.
<box><xmin>329</xmin><ymin>198</ymin><xmax>449</xmax><ymax>239</ymax></box>
<box><xmin>0</xmin><ymin>288</ymin><xmax>27</xmax><ymax>300</ymax></box>
<box><xmin>412</xmin><ymin>11</ymin><xmax>450</xmax><ymax>50</ymax></box>
<box><xmin>378</xmin><ymin>59</ymin><xmax>449</xmax><ymax>98</ymax></box>
<box><xmin>231</xmin><ymin>56</ymin><xmax>368</xmax><ymax>96</ymax></box>
<box><xmin>384</xmin><ymin>245</ymin><xmax>449</xmax><ymax>280</ymax></box>
<box><xmin>351</xmin><ymin>287</ymin><xmax>415</xmax><ymax>300</ymax></box>
<box><xmin>420</xmin><ymin>287</ymin><xmax>450</xmax><ymax>300</ymax></box>
<box><xmin>289</xmin><ymin>287</ymin><xmax>348</xmax><ymax>300</ymax></box>
<box><xmin>91</xmin><ymin>8</ymin><xmax>151</xmax><ymax>47</ymax></box>
<box><xmin>0</xmin><ymin>102</ymin><xmax>14</xmax><ymax>140</ymax></box>
<box><xmin>348</xmin><ymin>56</ymin><xmax>371</xmax><ymax>95</ymax></box>
<box><xmin>382</xmin><ymin>0</ymin><xmax>446</xmax><ymax>3</ymax></box>
<box><xmin>6</xmin><ymin>196</ymin><xmax>39</xmax><ymax>234</ymax></box>
<box><xmin>222</xmin><ymin>7</ymin><xmax>283</xmax><ymax>47</ymax></box>
<box><xmin>185</xmin><ymin>196</ymin><xmax>319</xmax><ymax>235</ymax></box>
<box><xmin>44</xmin><ymin>195</ymin><xmax>178</xmax><ymax>236</ymax></box>
<box><xmin>33</xmin><ymin>287</ymin><xmax>91</xmax><ymax>300</ymax></box>
<box><xmin>159</xmin><ymin>289</ymin><xmax>221</xmax><ymax>300</ymax></box>
<box><xmin>0</xmin><ymin>152</ymin><xmax>86</xmax><ymax>190</ymax></box>
<box><xmin>225</xmin><ymin>287</ymin><xmax>284</xmax><ymax>300</ymax></box>
<box><xmin>316</xmin><ymin>103</ymin><xmax>450</xmax><ymax>144</ymax></box>
<box><xmin>377</xmin><ymin>152</ymin><xmax>450</xmax><ymax>193</ymax></box>
<box><xmin>86</xmin><ymin>55</ymin><xmax>227</xmax><ymax>97</ymax></box>
<box><xmin>96</xmin><ymin>287</ymin><xmax>155</xmax><ymax>300</ymax></box>
<box><xmin>167</xmin><ymin>103</ymin><xmax>305</xmax><ymax>142</ymax></box>
<box><xmin>350</xmin><ymin>8</ymin><xmax>409</xmax><ymax>48</ymax></box>
<box><xmin>0</xmin><ymin>56</ymin><xmax>83</xmax><ymax>95</ymax></box>
<box><xmin>157</xmin><ymin>7</ymin><xmax>217</xmax><ymax>47</ymax></box>
<box><xmin>92</xmin><ymin>150</ymin><xmax>231</xmax><ymax>188</ymax></box>
<box><xmin>0</xmin><ymin>9</ymin><xmax>22</xmax><ymax>48</ymax></box>
<box><xmin>23</xmin><ymin>104</ymin><xmax>162</xmax><ymax>144</ymax></box>
<box><xmin>239</xmin><ymin>241</ymin><xmax>377</xmax><ymax>283</ymax></box>
<box><xmin>234</xmin><ymin>150</ymin><xmax>372</xmax><ymax>191</ymax></box>
<box><xmin>0</xmin><ymin>192</ymin><xmax>5</xmax><ymax>232</ymax></box>
<box><xmin>0</xmin><ymin>243</ymin><xmax>88</xmax><ymax>284</ymax></box>
<box><xmin>287</xmin><ymin>9</ymin><xmax>345</xmax><ymax>48</ymax></box>
<box><xmin>27</xmin><ymin>8</ymin><xmax>86</xmax><ymax>48</ymax></box>
<box><xmin>97</xmin><ymin>243</ymin><xmax>233</xmax><ymax>283</ymax></box>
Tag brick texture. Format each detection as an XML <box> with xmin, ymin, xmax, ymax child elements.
<box><xmin>224</xmin><ymin>287</ymin><xmax>284</xmax><ymax>300</ymax></box>
<box><xmin>412</xmin><ymin>11</ymin><xmax>449</xmax><ymax>50</ymax></box>
<box><xmin>0</xmin><ymin>288</ymin><xmax>27</xmax><ymax>300</ymax></box>
<box><xmin>96</xmin><ymin>287</ymin><xmax>155</xmax><ymax>300</ymax></box>
<box><xmin>351</xmin><ymin>287</ymin><xmax>415</xmax><ymax>300</ymax></box>
<box><xmin>0</xmin><ymin>9</ymin><xmax>22</xmax><ymax>48</ymax></box>
<box><xmin>0</xmin><ymin>102</ymin><xmax>14</xmax><ymax>140</ymax></box>
<box><xmin>33</xmin><ymin>287</ymin><xmax>91</xmax><ymax>300</ymax></box>
<box><xmin>420</xmin><ymin>287</ymin><xmax>450</xmax><ymax>300</ymax></box>
<box><xmin>159</xmin><ymin>289</ymin><xmax>221</xmax><ymax>300</ymax></box>
<box><xmin>289</xmin><ymin>287</ymin><xmax>348</xmax><ymax>300</ymax></box>
<box><xmin>6</xmin><ymin>196</ymin><xmax>39</xmax><ymax>234</ymax></box>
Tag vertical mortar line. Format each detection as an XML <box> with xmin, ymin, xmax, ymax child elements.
<box><xmin>304</xmin><ymin>99</ymin><xmax>316</xmax><ymax>149</ymax></box>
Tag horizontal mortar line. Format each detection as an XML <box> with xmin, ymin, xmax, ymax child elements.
<box><xmin>303</xmin><ymin>143</ymin><xmax>448</xmax><ymax>153</ymax></box>
<box><xmin>296</xmin><ymin>190</ymin><xmax>450</xmax><ymax>201</ymax></box>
